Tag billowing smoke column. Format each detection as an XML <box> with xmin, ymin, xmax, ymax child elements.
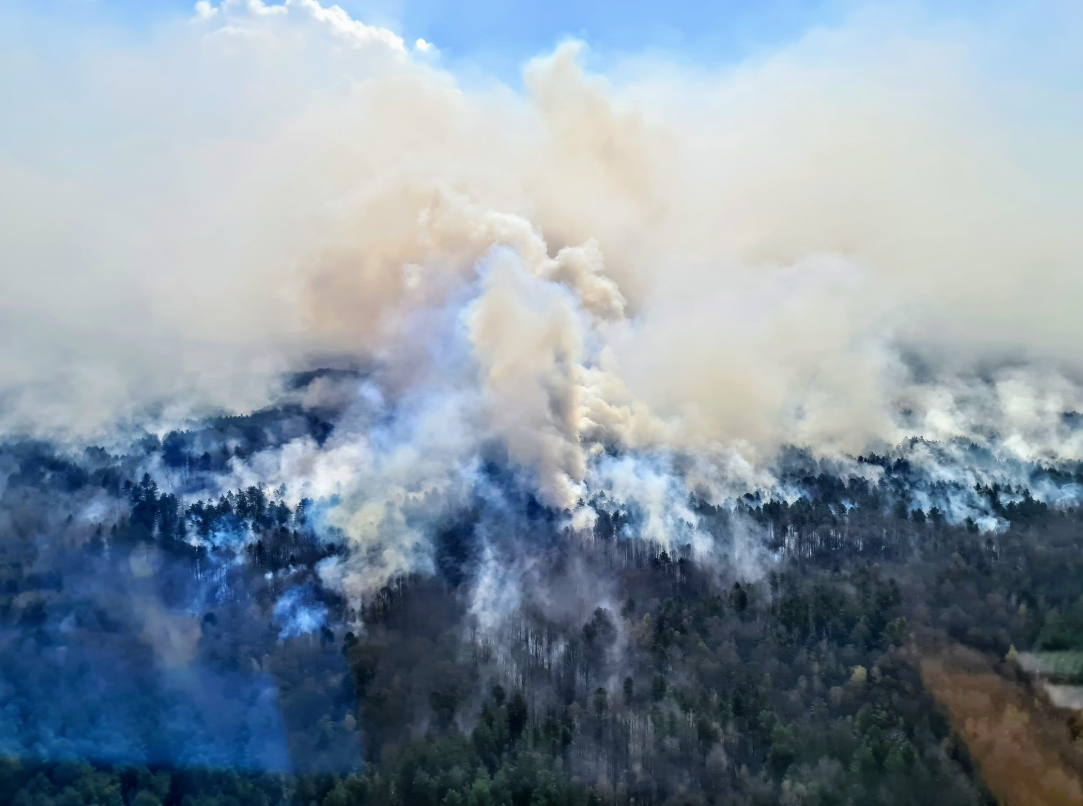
<box><xmin>2</xmin><ymin>3</ymin><xmax>1083</xmax><ymax>619</ymax></box>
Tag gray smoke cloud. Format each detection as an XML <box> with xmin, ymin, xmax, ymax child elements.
<box><xmin>2</xmin><ymin>0</ymin><xmax>1082</xmax><ymax>605</ymax></box>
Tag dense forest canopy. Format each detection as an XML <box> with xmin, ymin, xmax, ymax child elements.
<box><xmin>2</xmin><ymin>375</ymin><xmax>1083</xmax><ymax>805</ymax></box>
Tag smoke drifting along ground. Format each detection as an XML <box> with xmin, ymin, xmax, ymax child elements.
<box><xmin>2</xmin><ymin>0</ymin><xmax>1082</xmax><ymax>607</ymax></box>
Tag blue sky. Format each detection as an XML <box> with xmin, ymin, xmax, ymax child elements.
<box><xmin>8</xmin><ymin>0</ymin><xmax>1079</xmax><ymax>87</ymax></box>
<box><xmin>372</xmin><ymin>0</ymin><xmax>845</xmax><ymax>76</ymax></box>
<box><xmin>4</xmin><ymin>0</ymin><xmax>848</xmax><ymax>79</ymax></box>
<box><xmin>5</xmin><ymin>0</ymin><xmax>1078</xmax><ymax>86</ymax></box>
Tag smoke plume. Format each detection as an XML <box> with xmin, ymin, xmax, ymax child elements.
<box><xmin>2</xmin><ymin>0</ymin><xmax>1082</xmax><ymax>608</ymax></box>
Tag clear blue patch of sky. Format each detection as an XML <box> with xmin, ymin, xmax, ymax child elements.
<box><xmin>4</xmin><ymin>0</ymin><xmax>848</xmax><ymax>80</ymax></box>
<box><xmin>379</xmin><ymin>0</ymin><xmax>846</xmax><ymax>77</ymax></box>
<box><xmin>4</xmin><ymin>0</ymin><xmax>1078</xmax><ymax>89</ymax></box>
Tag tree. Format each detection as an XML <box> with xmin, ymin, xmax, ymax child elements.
<box><xmin>508</xmin><ymin>693</ymin><xmax>529</xmax><ymax>743</ymax></box>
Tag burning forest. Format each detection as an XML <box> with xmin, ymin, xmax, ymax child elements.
<box><xmin>1</xmin><ymin>1</ymin><xmax>1083</xmax><ymax>804</ymax></box>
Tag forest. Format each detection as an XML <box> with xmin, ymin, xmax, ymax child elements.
<box><xmin>2</xmin><ymin>398</ymin><xmax>1083</xmax><ymax>806</ymax></box>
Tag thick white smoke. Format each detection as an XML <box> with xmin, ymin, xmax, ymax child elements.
<box><xmin>2</xmin><ymin>1</ymin><xmax>1082</xmax><ymax>602</ymax></box>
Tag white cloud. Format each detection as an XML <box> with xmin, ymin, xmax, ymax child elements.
<box><xmin>195</xmin><ymin>0</ymin><xmax>406</xmax><ymax>52</ymax></box>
